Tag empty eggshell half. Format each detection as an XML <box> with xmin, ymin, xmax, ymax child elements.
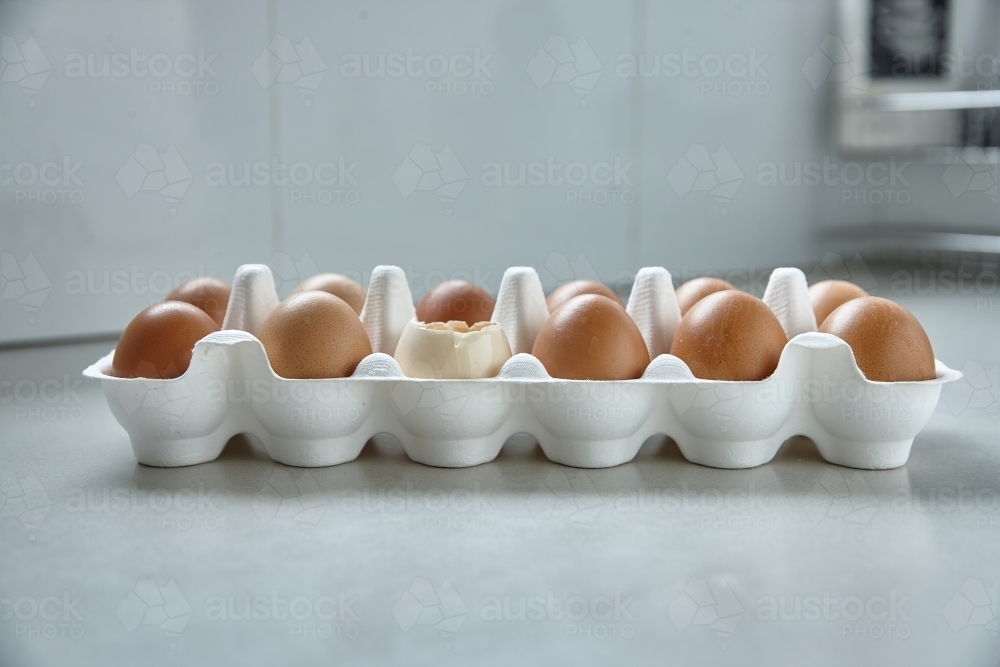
<box><xmin>393</xmin><ymin>320</ymin><xmax>513</xmax><ymax>379</ymax></box>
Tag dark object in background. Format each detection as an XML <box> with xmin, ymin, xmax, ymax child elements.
<box><xmin>871</xmin><ymin>0</ymin><xmax>949</xmax><ymax>79</ymax></box>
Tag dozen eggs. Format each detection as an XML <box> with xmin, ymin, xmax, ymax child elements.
<box><xmin>111</xmin><ymin>271</ymin><xmax>937</xmax><ymax>385</ymax></box>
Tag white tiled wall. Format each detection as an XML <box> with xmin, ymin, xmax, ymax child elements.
<box><xmin>2</xmin><ymin>0</ymin><xmax>997</xmax><ymax>343</ymax></box>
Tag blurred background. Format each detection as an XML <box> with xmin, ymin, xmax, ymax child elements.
<box><xmin>0</xmin><ymin>0</ymin><xmax>998</xmax><ymax>345</ymax></box>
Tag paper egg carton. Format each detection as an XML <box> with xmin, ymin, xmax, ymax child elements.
<box><xmin>84</xmin><ymin>264</ymin><xmax>961</xmax><ymax>470</ymax></box>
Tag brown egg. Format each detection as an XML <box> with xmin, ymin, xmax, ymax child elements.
<box><xmin>290</xmin><ymin>273</ymin><xmax>366</xmax><ymax>315</ymax></box>
<box><xmin>809</xmin><ymin>280</ymin><xmax>867</xmax><ymax>328</ymax></box>
<box><xmin>531</xmin><ymin>294</ymin><xmax>650</xmax><ymax>380</ymax></box>
<box><xmin>258</xmin><ymin>291</ymin><xmax>372</xmax><ymax>379</ymax></box>
<box><xmin>546</xmin><ymin>280</ymin><xmax>623</xmax><ymax>312</ymax></box>
<box><xmin>670</xmin><ymin>290</ymin><xmax>787</xmax><ymax>381</ymax></box>
<box><xmin>675</xmin><ymin>277</ymin><xmax>736</xmax><ymax>315</ymax></box>
<box><xmin>166</xmin><ymin>276</ymin><xmax>231</xmax><ymax>327</ymax></box>
<box><xmin>112</xmin><ymin>302</ymin><xmax>219</xmax><ymax>379</ymax></box>
<box><xmin>416</xmin><ymin>280</ymin><xmax>495</xmax><ymax>327</ymax></box>
<box><xmin>819</xmin><ymin>296</ymin><xmax>935</xmax><ymax>382</ymax></box>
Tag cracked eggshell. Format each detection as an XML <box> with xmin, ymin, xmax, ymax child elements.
<box><xmin>393</xmin><ymin>320</ymin><xmax>513</xmax><ymax>379</ymax></box>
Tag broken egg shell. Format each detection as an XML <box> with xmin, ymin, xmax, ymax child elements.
<box><xmin>393</xmin><ymin>320</ymin><xmax>513</xmax><ymax>379</ymax></box>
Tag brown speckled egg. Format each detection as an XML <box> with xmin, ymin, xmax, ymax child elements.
<box><xmin>809</xmin><ymin>280</ymin><xmax>867</xmax><ymax>328</ymax></box>
<box><xmin>819</xmin><ymin>296</ymin><xmax>935</xmax><ymax>382</ymax></box>
<box><xmin>675</xmin><ymin>277</ymin><xmax>736</xmax><ymax>315</ymax></box>
<box><xmin>166</xmin><ymin>276</ymin><xmax>231</xmax><ymax>327</ymax></box>
<box><xmin>546</xmin><ymin>280</ymin><xmax>623</xmax><ymax>312</ymax></box>
<box><xmin>531</xmin><ymin>294</ymin><xmax>650</xmax><ymax>380</ymax></box>
<box><xmin>670</xmin><ymin>290</ymin><xmax>787</xmax><ymax>381</ymax></box>
<box><xmin>416</xmin><ymin>280</ymin><xmax>494</xmax><ymax>327</ymax></box>
<box><xmin>258</xmin><ymin>291</ymin><xmax>372</xmax><ymax>379</ymax></box>
<box><xmin>290</xmin><ymin>273</ymin><xmax>366</xmax><ymax>315</ymax></box>
<box><xmin>112</xmin><ymin>301</ymin><xmax>219</xmax><ymax>379</ymax></box>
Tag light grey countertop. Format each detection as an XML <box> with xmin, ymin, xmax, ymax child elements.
<box><xmin>1</xmin><ymin>279</ymin><xmax>998</xmax><ymax>666</ymax></box>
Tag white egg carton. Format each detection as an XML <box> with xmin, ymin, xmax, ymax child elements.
<box><xmin>84</xmin><ymin>264</ymin><xmax>961</xmax><ymax>470</ymax></box>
